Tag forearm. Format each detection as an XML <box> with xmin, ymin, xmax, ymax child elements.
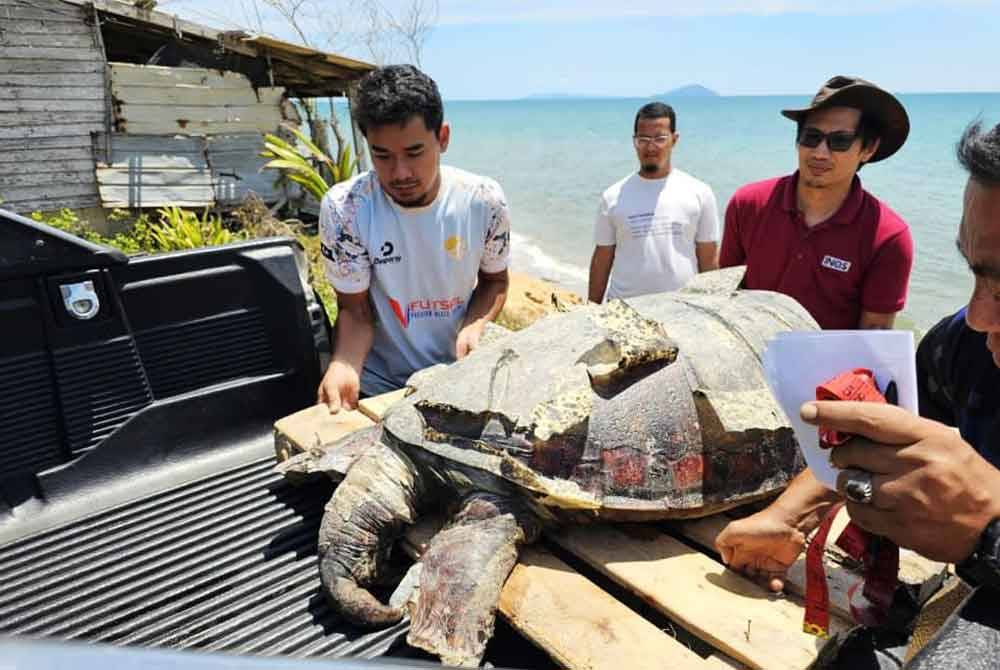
<box><xmin>588</xmin><ymin>247</ymin><xmax>614</xmax><ymax>303</ymax></box>
<box><xmin>696</xmin><ymin>242</ymin><xmax>720</xmax><ymax>273</ymax></box>
<box><xmin>333</xmin><ymin>306</ymin><xmax>375</xmax><ymax>372</ymax></box>
<box><xmin>463</xmin><ymin>273</ymin><xmax>509</xmax><ymax>329</ymax></box>
<box><xmin>768</xmin><ymin>469</ymin><xmax>841</xmax><ymax>536</ymax></box>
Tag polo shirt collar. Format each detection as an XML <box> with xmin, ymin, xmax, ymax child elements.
<box><xmin>782</xmin><ymin>171</ymin><xmax>865</xmax><ymax>227</ymax></box>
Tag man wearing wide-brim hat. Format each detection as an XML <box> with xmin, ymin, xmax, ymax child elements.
<box><xmin>719</xmin><ymin>75</ymin><xmax>915</xmax><ymax>331</ymax></box>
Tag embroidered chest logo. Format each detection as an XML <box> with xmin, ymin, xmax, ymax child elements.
<box><xmin>373</xmin><ymin>240</ymin><xmax>402</xmax><ymax>266</ymax></box>
<box><xmin>821</xmin><ymin>255</ymin><xmax>852</xmax><ymax>273</ymax></box>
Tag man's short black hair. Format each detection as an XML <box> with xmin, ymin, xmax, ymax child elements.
<box><xmin>634</xmin><ymin>102</ymin><xmax>676</xmax><ymax>134</ymax></box>
<box><xmin>353</xmin><ymin>64</ymin><xmax>444</xmax><ymax>137</ymax></box>
<box><xmin>957</xmin><ymin>120</ymin><xmax>1000</xmax><ymax>186</ymax></box>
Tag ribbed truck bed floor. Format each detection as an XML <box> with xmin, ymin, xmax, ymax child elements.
<box><xmin>0</xmin><ymin>457</ymin><xmax>408</xmax><ymax>659</ymax></box>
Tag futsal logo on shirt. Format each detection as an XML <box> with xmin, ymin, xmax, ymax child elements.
<box><xmin>373</xmin><ymin>240</ymin><xmax>403</xmax><ymax>266</ymax></box>
<box><xmin>821</xmin><ymin>255</ymin><xmax>852</xmax><ymax>273</ymax></box>
<box><xmin>388</xmin><ymin>296</ymin><xmax>465</xmax><ymax>328</ymax></box>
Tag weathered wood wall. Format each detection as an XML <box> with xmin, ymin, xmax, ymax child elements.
<box><xmin>109</xmin><ymin>63</ymin><xmax>286</xmax><ymax>136</ymax></box>
<box><xmin>94</xmin><ymin>132</ymin><xmax>282</xmax><ymax>209</ymax></box>
<box><xmin>98</xmin><ymin>63</ymin><xmax>287</xmax><ymax>208</ymax></box>
<box><xmin>0</xmin><ymin>0</ymin><xmax>105</xmax><ymax>213</ymax></box>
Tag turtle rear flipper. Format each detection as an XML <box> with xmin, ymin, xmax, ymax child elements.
<box><xmin>407</xmin><ymin>492</ymin><xmax>541</xmax><ymax>667</ymax></box>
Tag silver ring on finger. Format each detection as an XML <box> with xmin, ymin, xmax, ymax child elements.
<box><xmin>842</xmin><ymin>468</ymin><xmax>875</xmax><ymax>505</ymax></box>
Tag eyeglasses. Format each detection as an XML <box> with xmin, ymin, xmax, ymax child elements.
<box><xmin>797</xmin><ymin>127</ymin><xmax>860</xmax><ymax>152</ymax></box>
<box><xmin>633</xmin><ymin>135</ymin><xmax>672</xmax><ymax>148</ymax></box>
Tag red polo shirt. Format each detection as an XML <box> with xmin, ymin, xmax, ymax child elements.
<box><xmin>719</xmin><ymin>173</ymin><xmax>913</xmax><ymax>330</ymax></box>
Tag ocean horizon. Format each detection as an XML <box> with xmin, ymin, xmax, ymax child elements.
<box><xmin>331</xmin><ymin>92</ymin><xmax>1000</xmax><ymax>333</ymax></box>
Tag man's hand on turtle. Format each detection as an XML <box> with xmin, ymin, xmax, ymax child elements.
<box><xmin>716</xmin><ymin>509</ymin><xmax>806</xmax><ymax>592</ymax></box>
<box><xmin>455</xmin><ymin>321</ymin><xmax>485</xmax><ymax>359</ymax></box>
<box><xmin>801</xmin><ymin>400</ymin><xmax>1000</xmax><ymax>564</ymax></box>
<box><xmin>318</xmin><ymin>360</ymin><xmax>361</xmax><ymax>413</ymax></box>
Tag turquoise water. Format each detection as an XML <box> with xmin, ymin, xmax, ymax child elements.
<box><xmin>334</xmin><ymin>94</ymin><xmax>1000</xmax><ymax>332</ymax></box>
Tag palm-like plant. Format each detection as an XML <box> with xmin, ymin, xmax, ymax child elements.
<box><xmin>261</xmin><ymin>124</ymin><xmax>357</xmax><ymax>201</ymax></box>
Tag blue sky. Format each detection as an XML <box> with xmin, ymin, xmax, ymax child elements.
<box><xmin>162</xmin><ymin>0</ymin><xmax>1000</xmax><ymax>99</ymax></box>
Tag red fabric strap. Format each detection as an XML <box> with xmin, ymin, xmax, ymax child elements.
<box><xmin>816</xmin><ymin>368</ymin><xmax>886</xmax><ymax>447</ymax></box>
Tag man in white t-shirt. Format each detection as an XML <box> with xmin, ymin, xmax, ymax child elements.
<box><xmin>588</xmin><ymin>102</ymin><xmax>720</xmax><ymax>302</ymax></box>
<box><xmin>318</xmin><ymin>65</ymin><xmax>511</xmax><ymax>410</ymax></box>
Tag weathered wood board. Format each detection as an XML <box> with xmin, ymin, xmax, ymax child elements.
<box><xmin>357</xmin><ymin>388</ymin><xmax>411</xmax><ymax>422</ymax></box>
<box><xmin>206</xmin><ymin>133</ymin><xmax>281</xmax><ymax>205</ymax></box>
<box><xmin>273</xmin><ymin>404</ymin><xmax>374</xmax><ymax>463</ymax></box>
<box><xmin>0</xmin><ymin>0</ymin><xmax>103</xmax><ymax>214</ymax></box>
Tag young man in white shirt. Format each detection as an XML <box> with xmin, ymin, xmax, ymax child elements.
<box><xmin>588</xmin><ymin>102</ymin><xmax>720</xmax><ymax>303</ymax></box>
<box><xmin>318</xmin><ymin>65</ymin><xmax>511</xmax><ymax>411</ymax></box>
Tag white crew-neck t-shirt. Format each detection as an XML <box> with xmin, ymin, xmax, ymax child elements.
<box><xmin>320</xmin><ymin>166</ymin><xmax>511</xmax><ymax>395</ymax></box>
<box><xmin>594</xmin><ymin>168</ymin><xmax>719</xmax><ymax>300</ymax></box>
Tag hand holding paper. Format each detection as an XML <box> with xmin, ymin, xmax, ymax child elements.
<box><xmin>762</xmin><ymin>331</ymin><xmax>918</xmax><ymax>489</ymax></box>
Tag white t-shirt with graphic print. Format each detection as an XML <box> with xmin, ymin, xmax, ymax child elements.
<box><xmin>594</xmin><ymin>168</ymin><xmax>720</xmax><ymax>300</ymax></box>
<box><xmin>320</xmin><ymin>165</ymin><xmax>511</xmax><ymax>395</ymax></box>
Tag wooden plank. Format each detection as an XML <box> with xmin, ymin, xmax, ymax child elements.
<box><xmin>0</xmin><ymin>72</ymin><xmax>104</xmax><ymax>87</ymax></box>
<box><xmin>0</xmin><ymin>134</ymin><xmax>93</xmax><ymax>150</ymax></box>
<box><xmin>0</xmin><ymin>172</ymin><xmax>94</xmax><ymax>187</ymax></box>
<box><xmin>0</xmin><ymin>32</ymin><xmax>96</xmax><ymax>47</ymax></box>
<box><xmin>0</xmin><ymin>146</ymin><xmax>93</xmax><ymax>164</ymax></box>
<box><xmin>208</xmin><ymin>135</ymin><xmax>280</xmax><ymax>204</ymax></box>
<box><xmin>551</xmin><ymin>525</ymin><xmax>845</xmax><ymax>670</ymax></box>
<box><xmin>0</xmin><ymin>85</ymin><xmax>104</xmax><ymax>100</ymax></box>
<box><xmin>2</xmin><ymin>194</ymin><xmax>100</xmax><ymax>214</ymax></box>
<box><xmin>0</xmin><ymin>182</ymin><xmax>98</xmax><ymax>202</ymax></box>
<box><xmin>0</xmin><ymin>111</ymin><xmax>103</xmax><ymax>127</ymax></box>
<box><xmin>112</xmin><ymin>85</ymin><xmax>285</xmax><ymax>108</ymax></box>
<box><xmin>272</xmin><ymin>403</ymin><xmax>375</xmax><ymax>462</ymax></box>
<box><xmin>0</xmin><ymin>123</ymin><xmax>101</xmax><ymax>139</ymax></box>
<box><xmin>121</xmin><ymin>120</ymin><xmax>281</xmax><ymax>136</ymax></box>
<box><xmin>705</xmin><ymin>655</ymin><xmax>749</xmax><ymax>670</ymax></box>
<box><xmin>0</xmin><ymin>59</ymin><xmax>104</xmax><ymax>75</ymax></box>
<box><xmin>96</xmin><ymin>167</ymin><xmax>212</xmax><ymax>187</ymax></box>
<box><xmin>0</xmin><ymin>5</ymin><xmax>83</xmax><ymax>21</ymax></box>
<box><xmin>0</xmin><ymin>166</ymin><xmax>95</xmax><ymax>187</ymax></box>
<box><xmin>0</xmin><ymin>46</ymin><xmax>102</xmax><ymax>60</ymax></box>
<box><xmin>117</xmin><ymin>103</ymin><xmax>282</xmax><ymax>123</ymax></box>
<box><xmin>1</xmin><ymin>18</ymin><xmax>94</xmax><ymax>34</ymax></box>
<box><xmin>358</xmin><ymin>388</ymin><xmax>411</xmax><ymax>421</ymax></box>
<box><xmin>109</xmin><ymin>63</ymin><xmax>257</xmax><ymax>90</ymax></box>
<box><xmin>501</xmin><ymin>548</ymin><xmax>708</xmax><ymax>670</ymax></box>
<box><xmin>0</xmin><ymin>98</ymin><xmax>105</xmax><ymax>113</ymax></box>
<box><xmin>102</xmin><ymin>133</ymin><xmax>207</xmax><ymax>158</ymax></box>
<box><xmin>0</xmin><ymin>158</ymin><xmax>94</xmax><ymax>173</ymax></box>
<box><xmin>97</xmin><ymin>183</ymin><xmax>215</xmax><ymax>209</ymax></box>
<box><xmin>402</xmin><ymin>521</ymin><xmax>708</xmax><ymax>670</ymax></box>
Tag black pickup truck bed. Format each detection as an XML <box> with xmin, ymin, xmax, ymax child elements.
<box><xmin>0</xmin><ymin>210</ymin><xmax>410</xmax><ymax>661</ymax></box>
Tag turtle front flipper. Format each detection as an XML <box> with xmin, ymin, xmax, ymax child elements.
<box><xmin>407</xmin><ymin>492</ymin><xmax>541</xmax><ymax>667</ymax></box>
<box><xmin>317</xmin><ymin>441</ymin><xmax>430</xmax><ymax>627</ymax></box>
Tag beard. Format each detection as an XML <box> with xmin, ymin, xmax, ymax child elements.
<box><xmin>640</xmin><ymin>163</ymin><xmax>661</xmax><ymax>174</ymax></box>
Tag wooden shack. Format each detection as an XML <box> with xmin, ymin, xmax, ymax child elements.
<box><xmin>0</xmin><ymin>0</ymin><xmax>373</xmax><ymax>222</ymax></box>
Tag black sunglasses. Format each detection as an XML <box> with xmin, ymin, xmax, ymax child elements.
<box><xmin>797</xmin><ymin>127</ymin><xmax>860</xmax><ymax>152</ymax></box>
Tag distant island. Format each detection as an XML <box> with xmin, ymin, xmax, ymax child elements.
<box><xmin>520</xmin><ymin>84</ymin><xmax>720</xmax><ymax>101</ymax></box>
<box><xmin>654</xmin><ymin>84</ymin><xmax>719</xmax><ymax>98</ymax></box>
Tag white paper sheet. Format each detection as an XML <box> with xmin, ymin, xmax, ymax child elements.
<box><xmin>762</xmin><ymin>330</ymin><xmax>918</xmax><ymax>489</ymax></box>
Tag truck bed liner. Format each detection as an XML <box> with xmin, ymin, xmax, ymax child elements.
<box><xmin>0</xmin><ymin>455</ymin><xmax>408</xmax><ymax>658</ymax></box>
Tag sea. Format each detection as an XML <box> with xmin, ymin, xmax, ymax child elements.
<box><xmin>335</xmin><ymin>93</ymin><xmax>1000</xmax><ymax>333</ymax></box>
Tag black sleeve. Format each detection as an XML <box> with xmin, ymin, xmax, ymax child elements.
<box><xmin>916</xmin><ymin>314</ymin><xmax>960</xmax><ymax>426</ymax></box>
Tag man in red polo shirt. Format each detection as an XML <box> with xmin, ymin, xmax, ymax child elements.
<box><xmin>720</xmin><ymin>76</ymin><xmax>914</xmax><ymax>329</ymax></box>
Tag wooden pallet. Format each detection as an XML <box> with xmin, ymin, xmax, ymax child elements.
<box><xmin>274</xmin><ymin>393</ymin><xmax>944</xmax><ymax>670</ymax></box>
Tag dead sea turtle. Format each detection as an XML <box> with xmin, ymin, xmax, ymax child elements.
<box><xmin>279</xmin><ymin>268</ymin><xmax>818</xmax><ymax>666</ymax></box>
